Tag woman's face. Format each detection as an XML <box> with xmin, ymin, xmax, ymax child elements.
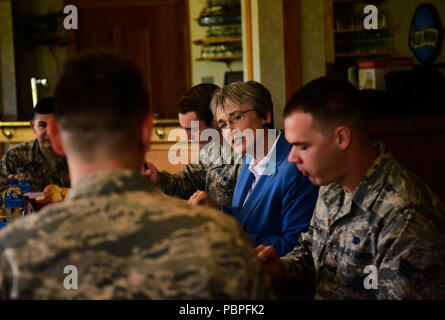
<box><xmin>215</xmin><ymin>99</ymin><xmax>269</xmax><ymax>155</ymax></box>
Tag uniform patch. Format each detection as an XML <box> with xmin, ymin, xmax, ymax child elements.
<box><xmin>313</xmin><ymin>221</ymin><xmax>323</xmax><ymax>235</ymax></box>
<box><xmin>399</xmin><ymin>259</ymin><xmax>440</xmax><ymax>289</ymax></box>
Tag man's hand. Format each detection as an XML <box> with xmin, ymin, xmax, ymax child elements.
<box><xmin>141</xmin><ymin>161</ymin><xmax>161</xmax><ymax>184</ymax></box>
<box><xmin>189</xmin><ymin>190</ymin><xmax>221</xmax><ymax>210</ymax></box>
<box><xmin>256</xmin><ymin>244</ymin><xmax>286</xmax><ymax>283</ymax></box>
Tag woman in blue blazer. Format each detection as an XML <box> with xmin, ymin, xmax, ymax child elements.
<box><xmin>227</xmin><ymin>132</ymin><xmax>318</xmax><ymax>256</ymax></box>
<box><xmin>189</xmin><ymin>81</ymin><xmax>319</xmax><ymax>256</ymax></box>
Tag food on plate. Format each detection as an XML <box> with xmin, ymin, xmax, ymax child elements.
<box><xmin>60</xmin><ymin>187</ymin><xmax>69</xmax><ymax>199</ymax></box>
<box><xmin>34</xmin><ymin>184</ymin><xmax>69</xmax><ymax>206</ymax></box>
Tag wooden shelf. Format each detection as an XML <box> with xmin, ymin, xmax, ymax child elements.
<box><xmin>335</xmin><ymin>51</ymin><xmax>397</xmax><ymax>58</ymax></box>
<box><xmin>325</xmin><ymin>0</ymin><xmax>394</xmax><ymax>64</ymax></box>
<box><xmin>334</xmin><ymin>26</ymin><xmax>398</xmax><ymax>34</ymax></box>
<box><xmin>193</xmin><ymin>36</ymin><xmax>242</xmax><ymax>45</ymax></box>
<box><xmin>196</xmin><ymin>54</ymin><xmax>242</xmax><ymax>61</ymax></box>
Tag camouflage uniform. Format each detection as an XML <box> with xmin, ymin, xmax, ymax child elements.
<box><xmin>157</xmin><ymin>140</ymin><xmax>244</xmax><ymax>207</ymax></box>
<box><xmin>0</xmin><ymin>170</ymin><xmax>274</xmax><ymax>299</ymax></box>
<box><xmin>0</xmin><ymin>139</ymin><xmax>70</xmax><ymax>192</ymax></box>
<box><xmin>279</xmin><ymin>143</ymin><xmax>445</xmax><ymax>299</ymax></box>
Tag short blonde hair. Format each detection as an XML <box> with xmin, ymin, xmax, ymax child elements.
<box><xmin>210</xmin><ymin>81</ymin><xmax>273</xmax><ymax>122</ymax></box>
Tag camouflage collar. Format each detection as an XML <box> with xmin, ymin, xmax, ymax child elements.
<box><xmin>67</xmin><ymin>170</ymin><xmax>156</xmax><ymax>200</ymax></box>
<box><xmin>321</xmin><ymin>142</ymin><xmax>392</xmax><ymax>214</ymax></box>
<box><xmin>352</xmin><ymin>142</ymin><xmax>392</xmax><ymax>212</ymax></box>
<box><xmin>30</xmin><ymin>139</ymin><xmax>67</xmax><ymax>169</ymax></box>
<box><xmin>201</xmin><ymin>140</ymin><xmax>225</xmax><ymax>165</ymax></box>
<box><xmin>22</xmin><ymin>140</ymin><xmax>56</xmax><ymax>172</ymax></box>
<box><xmin>30</xmin><ymin>139</ymin><xmax>41</xmax><ymax>163</ymax></box>
<box><xmin>201</xmin><ymin>139</ymin><xmax>244</xmax><ymax>166</ymax></box>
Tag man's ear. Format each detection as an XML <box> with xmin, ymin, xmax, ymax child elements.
<box><xmin>334</xmin><ymin>126</ymin><xmax>352</xmax><ymax>150</ymax></box>
<box><xmin>47</xmin><ymin>118</ymin><xmax>65</xmax><ymax>156</ymax></box>
<box><xmin>141</xmin><ymin>114</ymin><xmax>154</xmax><ymax>153</ymax></box>
<box><xmin>30</xmin><ymin>120</ymin><xmax>36</xmax><ymax>135</ymax></box>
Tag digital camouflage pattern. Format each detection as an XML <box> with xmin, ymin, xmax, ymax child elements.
<box><xmin>0</xmin><ymin>139</ymin><xmax>70</xmax><ymax>192</ymax></box>
<box><xmin>280</xmin><ymin>143</ymin><xmax>445</xmax><ymax>299</ymax></box>
<box><xmin>0</xmin><ymin>170</ymin><xmax>274</xmax><ymax>299</ymax></box>
<box><xmin>157</xmin><ymin>140</ymin><xmax>243</xmax><ymax>207</ymax></box>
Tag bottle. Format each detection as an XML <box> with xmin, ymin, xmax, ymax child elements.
<box><xmin>17</xmin><ymin>168</ymin><xmax>31</xmax><ymax>193</ymax></box>
<box><xmin>4</xmin><ymin>179</ymin><xmax>25</xmax><ymax>223</ymax></box>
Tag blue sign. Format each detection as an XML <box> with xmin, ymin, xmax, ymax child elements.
<box><xmin>409</xmin><ymin>4</ymin><xmax>443</xmax><ymax>64</ymax></box>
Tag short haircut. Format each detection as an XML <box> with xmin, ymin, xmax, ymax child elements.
<box><xmin>54</xmin><ymin>51</ymin><xmax>150</xmax><ymax>157</ymax></box>
<box><xmin>178</xmin><ymin>83</ymin><xmax>219</xmax><ymax>126</ymax></box>
<box><xmin>283</xmin><ymin>77</ymin><xmax>366</xmax><ymax>135</ymax></box>
<box><xmin>210</xmin><ymin>81</ymin><xmax>274</xmax><ymax>127</ymax></box>
<box><xmin>33</xmin><ymin>97</ymin><xmax>54</xmax><ymax>119</ymax></box>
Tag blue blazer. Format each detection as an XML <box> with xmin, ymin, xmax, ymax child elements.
<box><xmin>224</xmin><ymin>132</ymin><xmax>319</xmax><ymax>256</ymax></box>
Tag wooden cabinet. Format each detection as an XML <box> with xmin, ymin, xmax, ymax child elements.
<box><xmin>147</xmin><ymin>120</ymin><xmax>198</xmax><ymax>173</ymax></box>
<box><xmin>324</xmin><ymin>0</ymin><xmax>397</xmax><ymax>76</ymax></box>
<box><xmin>65</xmin><ymin>0</ymin><xmax>191</xmax><ymax>119</ymax></box>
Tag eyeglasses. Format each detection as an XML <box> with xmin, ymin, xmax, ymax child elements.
<box><xmin>217</xmin><ymin>108</ymin><xmax>257</xmax><ymax>129</ymax></box>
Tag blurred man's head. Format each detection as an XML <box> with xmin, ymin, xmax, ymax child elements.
<box><xmin>177</xmin><ymin>83</ymin><xmax>219</xmax><ymax>144</ymax></box>
<box><xmin>31</xmin><ymin>97</ymin><xmax>55</xmax><ymax>154</ymax></box>
<box><xmin>52</xmin><ymin>51</ymin><xmax>152</xmax><ymax>173</ymax></box>
<box><xmin>283</xmin><ymin>77</ymin><xmax>367</xmax><ymax>186</ymax></box>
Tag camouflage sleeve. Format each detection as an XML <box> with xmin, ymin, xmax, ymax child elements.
<box><xmin>157</xmin><ymin>163</ymin><xmax>207</xmax><ymax>200</ymax></box>
<box><xmin>376</xmin><ymin>208</ymin><xmax>445</xmax><ymax>299</ymax></box>
<box><xmin>0</xmin><ymin>151</ymin><xmax>18</xmax><ymax>192</ymax></box>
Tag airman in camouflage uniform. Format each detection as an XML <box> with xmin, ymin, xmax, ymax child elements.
<box><xmin>0</xmin><ymin>52</ymin><xmax>274</xmax><ymax>299</ymax></box>
<box><xmin>0</xmin><ymin>97</ymin><xmax>70</xmax><ymax>192</ymax></box>
<box><xmin>0</xmin><ymin>139</ymin><xmax>70</xmax><ymax>192</ymax></box>
<box><xmin>157</xmin><ymin>140</ymin><xmax>243</xmax><ymax>207</ymax></box>
<box><xmin>0</xmin><ymin>170</ymin><xmax>273</xmax><ymax>299</ymax></box>
<box><xmin>144</xmin><ymin>83</ymin><xmax>243</xmax><ymax>207</ymax></box>
<box><xmin>257</xmin><ymin>77</ymin><xmax>444</xmax><ymax>299</ymax></box>
<box><xmin>279</xmin><ymin>143</ymin><xmax>445</xmax><ymax>299</ymax></box>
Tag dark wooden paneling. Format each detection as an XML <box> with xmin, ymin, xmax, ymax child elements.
<box><xmin>282</xmin><ymin>0</ymin><xmax>302</xmax><ymax>99</ymax></box>
<box><xmin>65</xmin><ymin>0</ymin><xmax>191</xmax><ymax>119</ymax></box>
<box><xmin>368</xmin><ymin>115</ymin><xmax>445</xmax><ymax>201</ymax></box>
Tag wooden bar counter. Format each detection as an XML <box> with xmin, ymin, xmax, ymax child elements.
<box><xmin>0</xmin><ymin>119</ymin><xmax>194</xmax><ymax>174</ymax></box>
